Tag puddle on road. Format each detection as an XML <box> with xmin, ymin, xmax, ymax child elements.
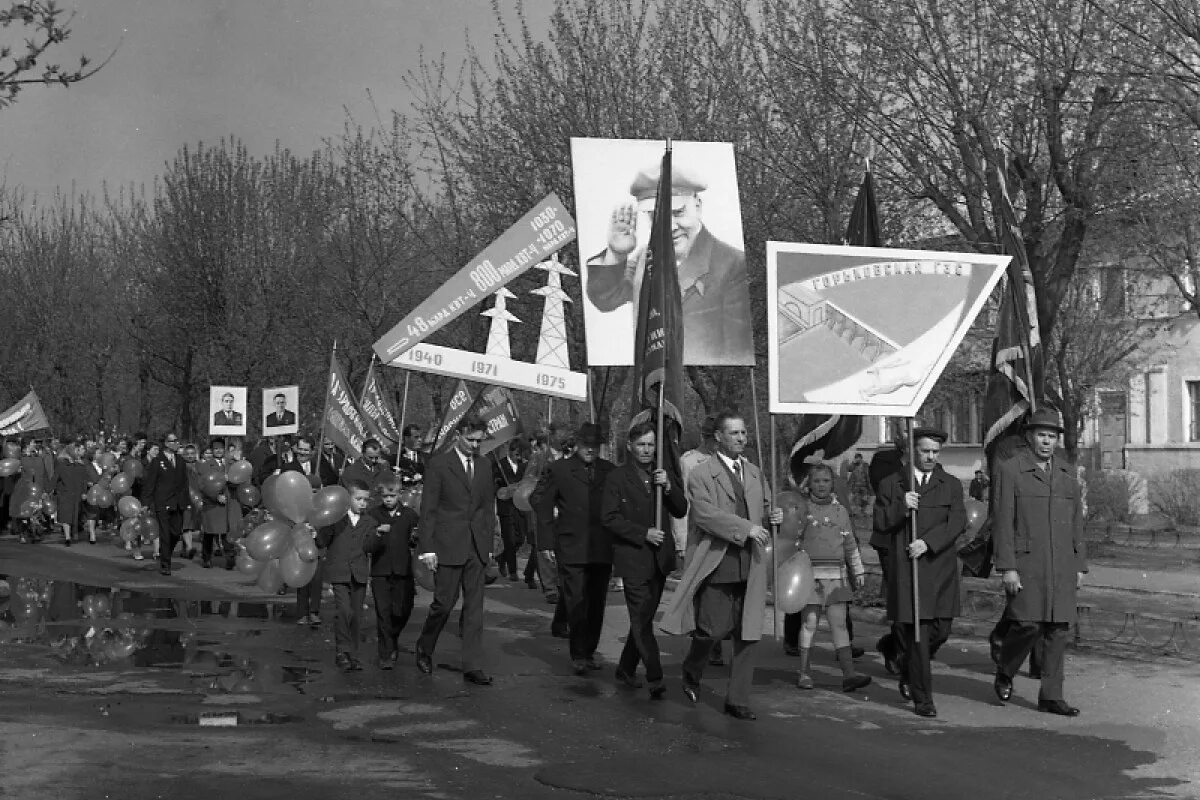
<box><xmin>0</xmin><ymin>574</ymin><xmax>321</xmax><ymax>695</ymax></box>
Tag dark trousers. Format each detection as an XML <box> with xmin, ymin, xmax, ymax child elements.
<box><xmin>559</xmin><ymin>561</ymin><xmax>612</xmax><ymax>661</ymax></box>
<box><xmin>156</xmin><ymin>509</ymin><xmax>184</xmax><ymax>568</ymax></box>
<box><xmin>296</xmin><ymin>559</ymin><xmax>324</xmax><ymax>616</ymax></box>
<box><xmin>989</xmin><ymin>609</ymin><xmax>1045</xmax><ymax>675</ymax></box>
<box><xmin>371</xmin><ymin>574</ymin><xmax>415</xmax><ymax>659</ymax></box>
<box><xmin>991</xmin><ymin>609</ymin><xmax>1071</xmax><ymax>702</ymax></box>
<box><xmin>497</xmin><ymin>513</ymin><xmax>525</xmax><ymax>575</ymax></box>
<box><xmin>617</xmin><ymin>572</ymin><xmax>668</xmax><ymax>685</ymax></box>
<box><xmin>200</xmin><ymin>532</ymin><xmax>231</xmax><ymax>564</ymax></box>
<box><xmin>893</xmin><ymin>618</ymin><xmax>952</xmax><ymax>705</ymax></box>
<box><xmin>418</xmin><ymin>556</ymin><xmax>486</xmax><ymax>672</ymax></box>
<box><xmin>681</xmin><ymin>582</ymin><xmax>759</xmax><ymax>707</ymax></box>
<box><xmin>784</xmin><ymin>611</ymin><xmax>802</xmax><ymax>648</ymax></box>
<box><xmin>332</xmin><ymin>580</ymin><xmax>366</xmax><ymax>656</ymax></box>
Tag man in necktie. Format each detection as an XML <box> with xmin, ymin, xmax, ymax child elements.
<box><xmin>534</xmin><ymin>423</ymin><xmax>616</xmax><ymax>675</ymax></box>
<box><xmin>397</xmin><ymin>424</ymin><xmax>427</xmax><ymax>487</ymax></box>
<box><xmin>660</xmin><ymin>412</ymin><xmax>783</xmax><ymax>720</ymax></box>
<box><xmin>872</xmin><ymin>427</ymin><xmax>965</xmax><ymax>718</ymax></box>
<box><xmin>415</xmin><ymin>416</ymin><xmax>497</xmax><ymax>686</ymax></box>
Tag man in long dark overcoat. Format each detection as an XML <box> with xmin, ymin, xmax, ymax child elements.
<box><xmin>873</xmin><ymin>427</ymin><xmax>965</xmax><ymax>718</ymax></box>
<box><xmin>990</xmin><ymin>408</ymin><xmax>1087</xmax><ymax>716</ymax></box>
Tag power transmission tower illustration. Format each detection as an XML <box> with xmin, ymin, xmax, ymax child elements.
<box><xmin>530</xmin><ymin>254</ymin><xmax>576</xmax><ymax>370</ymax></box>
<box><xmin>480</xmin><ymin>287</ymin><xmax>521</xmax><ymax>359</ymax></box>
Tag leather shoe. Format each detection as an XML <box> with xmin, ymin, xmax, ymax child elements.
<box><xmin>681</xmin><ymin>682</ymin><xmax>700</xmax><ymax>704</ymax></box>
<box><xmin>571</xmin><ymin>659</ymin><xmax>589</xmax><ymax>676</ymax></box>
<box><xmin>842</xmin><ymin>675</ymin><xmax>872</xmax><ymax>693</ymax></box>
<box><xmin>584</xmin><ymin>657</ymin><xmax>603</xmax><ymax>671</ymax></box>
<box><xmin>1038</xmin><ymin>698</ymin><xmax>1080</xmax><ymax>717</ymax></box>
<box><xmin>463</xmin><ymin>670</ymin><xmax>493</xmax><ymax>686</ymax></box>
<box><xmin>648</xmin><ymin>683</ymin><xmax>666</xmax><ymax>701</ymax></box>
<box><xmin>159</xmin><ymin>565</ymin><xmax>171</xmax><ymax>577</ymax></box>
<box><xmin>415</xmin><ymin>647</ymin><xmax>433</xmax><ymax>674</ymax></box>
<box><xmin>723</xmin><ymin>703</ymin><xmax>757</xmax><ymax>720</ymax></box>
<box><xmin>614</xmin><ymin>668</ymin><xmax>643</xmax><ymax>689</ymax></box>
<box><xmin>898</xmin><ymin>680</ymin><xmax>912</xmax><ymax>701</ymax></box>
<box><xmin>993</xmin><ymin>672</ymin><xmax>1013</xmax><ymax>703</ymax></box>
<box><xmin>877</xmin><ymin>636</ymin><xmax>898</xmax><ymax>675</ymax></box>
<box><xmin>914</xmin><ymin>702</ymin><xmax>938</xmax><ymax>718</ymax></box>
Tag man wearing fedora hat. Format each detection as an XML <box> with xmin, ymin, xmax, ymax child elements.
<box><xmin>534</xmin><ymin>422</ymin><xmax>617</xmax><ymax>674</ymax></box>
<box><xmin>872</xmin><ymin>426</ymin><xmax>966</xmax><ymax>718</ymax></box>
<box><xmin>585</xmin><ymin>161</ymin><xmax>753</xmax><ymax>365</ymax></box>
<box><xmin>990</xmin><ymin>408</ymin><xmax>1087</xmax><ymax>716</ymax></box>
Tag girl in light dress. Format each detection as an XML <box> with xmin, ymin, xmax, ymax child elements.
<box><xmin>794</xmin><ymin>464</ymin><xmax>870</xmax><ymax>692</ymax></box>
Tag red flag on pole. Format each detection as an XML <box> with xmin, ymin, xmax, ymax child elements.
<box><xmin>431</xmin><ymin>380</ymin><xmax>476</xmax><ymax>453</ymax></box>
<box><xmin>630</xmin><ymin>144</ymin><xmax>685</xmax><ymax>434</ymax></box>
<box><xmin>982</xmin><ymin>167</ymin><xmax>1043</xmax><ymax>456</ymax></box>
<box><xmin>322</xmin><ymin>351</ymin><xmax>372</xmax><ymax>460</ymax></box>
<box><xmin>359</xmin><ymin>358</ymin><xmax>402</xmax><ymax>447</ymax></box>
<box><xmin>788</xmin><ymin>168</ymin><xmax>879</xmax><ymax>472</ymax></box>
<box><xmin>0</xmin><ymin>390</ymin><xmax>50</xmax><ymax>436</ymax></box>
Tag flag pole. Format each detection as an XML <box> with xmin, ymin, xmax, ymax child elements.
<box><xmin>770</xmin><ymin>414</ymin><xmax>781</xmax><ymax>639</ymax></box>
<box><xmin>394</xmin><ymin>370</ymin><xmax>411</xmax><ymax>470</ymax></box>
<box><xmin>905</xmin><ymin>417</ymin><xmax>921</xmax><ymax>645</ymax></box>
<box><xmin>751</xmin><ymin>366</ymin><xmax>779</xmax><ymax>637</ymax></box>
<box><xmin>654</xmin><ymin>378</ymin><xmax>665</xmax><ymax>533</ymax></box>
<box><xmin>314</xmin><ymin>340</ymin><xmax>337</xmax><ymax>488</ymax></box>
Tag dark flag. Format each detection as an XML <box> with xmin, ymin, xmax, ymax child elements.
<box><xmin>630</xmin><ymin>144</ymin><xmax>685</xmax><ymax>496</ymax></box>
<box><xmin>359</xmin><ymin>357</ymin><xmax>402</xmax><ymax>447</ymax></box>
<box><xmin>982</xmin><ymin>164</ymin><xmax>1044</xmax><ymax>458</ymax></box>
<box><xmin>322</xmin><ymin>351</ymin><xmax>371</xmax><ymax>460</ymax></box>
<box><xmin>788</xmin><ymin>169</ymin><xmax>879</xmax><ymax>475</ymax></box>
<box><xmin>431</xmin><ymin>380</ymin><xmax>476</xmax><ymax>453</ymax></box>
<box><xmin>0</xmin><ymin>390</ymin><xmax>50</xmax><ymax>436</ymax></box>
<box><xmin>474</xmin><ymin>385</ymin><xmax>523</xmax><ymax>456</ymax></box>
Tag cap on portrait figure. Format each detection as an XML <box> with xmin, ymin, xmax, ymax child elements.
<box><xmin>629</xmin><ymin>163</ymin><xmax>708</xmax><ymax>201</ymax></box>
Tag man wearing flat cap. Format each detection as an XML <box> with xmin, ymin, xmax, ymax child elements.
<box><xmin>585</xmin><ymin>162</ymin><xmax>753</xmax><ymax>365</ymax></box>
<box><xmin>872</xmin><ymin>426</ymin><xmax>966</xmax><ymax>717</ymax></box>
<box><xmin>534</xmin><ymin>422</ymin><xmax>617</xmax><ymax>674</ymax></box>
<box><xmin>989</xmin><ymin>408</ymin><xmax>1087</xmax><ymax>716</ymax></box>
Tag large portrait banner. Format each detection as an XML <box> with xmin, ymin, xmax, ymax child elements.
<box><xmin>767</xmin><ymin>243</ymin><xmax>1010</xmax><ymax>416</ymax></box>
<box><xmin>571</xmin><ymin>137</ymin><xmax>755</xmax><ymax>366</ymax></box>
<box><xmin>209</xmin><ymin>386</ymin><xmax>248</xmax><ymax>437</ymax></box>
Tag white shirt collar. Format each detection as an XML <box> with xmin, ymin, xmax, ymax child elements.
<box><xmin>716</xmin><ymin>451</ymin><xmax>743</xmax><ymax>473</ymax></box>
<box><xmin>347</xmin><ymin>509</ymin><xmax>360</xmax><ymax>526</ymax></box>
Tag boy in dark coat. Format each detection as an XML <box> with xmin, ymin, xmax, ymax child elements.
<box><xmin>365</xmin><ymin>476</ymin><xmax>420</xmax><ymax>670</ymax></box>
<box><xmin>318</xmin><ymin>480</ymin><xmax>376</xmax><ymax>672</ymax></box>
<box><xmin>873</xmin><ymin>427</ymin><xmax>966</xmax><ymax>718</ymax></box>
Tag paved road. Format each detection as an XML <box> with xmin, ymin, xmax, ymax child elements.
<box><xmin>1</xmin><ymin>539</ymin><xmax>1197</xmax><ymax>799</ymax></box>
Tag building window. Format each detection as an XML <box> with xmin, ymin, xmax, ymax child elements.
<box><xmin>1189</xmin><ymin>381</ymin><xmax>1200</xmax><ymax>442</ymax></box>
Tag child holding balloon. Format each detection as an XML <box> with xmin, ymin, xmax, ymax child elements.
<box><xmin>792</xmin><ymin>464</ymin><xmax>870</xmax><ymax>692</ymax></box>
<box><xmin>318</xmin><ymin>480</ymin><xmax>376</xmax><ymax>672</ymax></box>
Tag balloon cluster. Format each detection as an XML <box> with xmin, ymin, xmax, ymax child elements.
<box><xmin>238</xmin><ymin>473</ymin><xmax>350</xmax><ymax>593</ymax></box>
<box><xmin>109</xmin><ymin>495</ymin><xmax>161</xmax><ymax>547</ymax></box>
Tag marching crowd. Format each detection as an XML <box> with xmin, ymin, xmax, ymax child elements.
<box><xmin>0</xmin><ymin>404</ymin><xmax>1085</xmax><ymax>721</ymax></box>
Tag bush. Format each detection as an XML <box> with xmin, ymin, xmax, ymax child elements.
<box><xmin>1084</xmin><ymin>469</ymin><xmax>1132</xmax><ymax>524</ymax></box>
<box><xmin>1148</xmin><ymin>469</ymin><xmax>1200</xmax><ymax>527</ymax></box>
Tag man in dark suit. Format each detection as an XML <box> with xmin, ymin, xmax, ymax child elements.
<box><xmin>873</xmin><ymin>427</ymin><xmax>966</xmax><ymax>718</ymax></box>
<box><xmin>141</xmin><ymin>432</ymin><xmax>190</xmax><ymax>576</ymax></box>
<box><xmin>212</xmin><ymin>393</ymin><xmax>243</xmax><ymax>427</ymax></box>
<box><xmin>264</xmin><ymin>393</ymin><xmax>296</xmax><ymax>428</ymax></box>
<box><xmin>396</xmin><ymin>423</ymin><xmax>427</xmax><ymax>487</ymax></box>
<box><xmin>534</xmin><ymin>422</ymin><xmax>616</xmax><ymax>675</ymax></box>
<box><xmin>492</xmin><ymin>442</ymin><xmax>527</xmax><ymax>581</ymax></box>
<box><xmin>585</xmin><ymin>163</ymin><xmax>753</xmax><ymax>365</ymax></box>
<box><xmin>341</xmin><ymin>438</ymin><xmax>390</xmax><ymax>494</ymax></box>
<box><xmin>601</xmin><ymin>420</ymin><xmax>688</xmax><ymax>698</ymax></box>
<box><xmin>415</xmin><ymin>416</ymin><xmax>497</xmax><ymax>685</ymax></box>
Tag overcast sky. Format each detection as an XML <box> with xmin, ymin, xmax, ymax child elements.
<box><xmin>0</xmin><ymin>0</ymin><xmax>552</xmax><ymax>199</ymax></box>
